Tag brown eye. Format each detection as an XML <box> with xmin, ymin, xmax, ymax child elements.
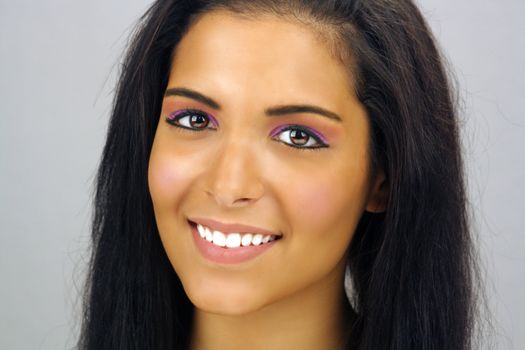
<box><xmin>289</xmin><ymin>129</ymin><xmax>309</xmax><ymax>146</ymax></box>
<box><xmin>272</xmin><ymin>125</ymin><xmax>328</xmax><ymax>151</ymax></box>
<box><xmin>189</xmin><ymin>114</ymin><xmax>209</xmax><ymax>128</ymax></box>
<box><xmin>166</xmin><ymin>109</ymin><xmax>216</xmax><ymax>131</ymax></box>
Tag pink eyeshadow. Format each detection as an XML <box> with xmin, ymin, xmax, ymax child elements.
<box><xmin>168</xmin><ymin>109</ymin><xmax>219</xmax><ymax>128</ymax></box>
<box><xmin>269</xmin><ymin>124</ymin><xmax>328</xmax><ymax>144</ymax></box>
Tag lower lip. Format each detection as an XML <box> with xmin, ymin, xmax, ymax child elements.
<box><xmin>189</xmin><ymin>221</ymin><xmax>279</xmax><ymax>264</ymax></box>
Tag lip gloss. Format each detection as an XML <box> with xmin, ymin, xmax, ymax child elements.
<box><xmin>190</xmin><ymin>222</ymin><xmax>279</xmax><ymax>264</ymax></box>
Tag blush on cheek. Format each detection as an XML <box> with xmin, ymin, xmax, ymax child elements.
<box><xmin>290</xmin><ymin>181</ymin><xmax>336</xmax><ymax>224</ymax></box>
<box><xmin>148</xmin><ymin>157</ymin><xmax>190</xmax><ymax>205</ymax></box>
<box><xmin>286</xmin><ymin>176</ymin><xmax>363</xmax><ymax>236</ymax></box>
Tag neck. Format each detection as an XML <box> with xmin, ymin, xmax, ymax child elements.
<box><xmin>188</xmin><ymin>263</ymin><xmax>354</xmax><ymax>350</ymax></box>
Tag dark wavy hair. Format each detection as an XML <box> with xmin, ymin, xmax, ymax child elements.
<box><xmin>78</xmin><ymin>0</ymin><xmax>480</xmax><ymax>349</ymax></box>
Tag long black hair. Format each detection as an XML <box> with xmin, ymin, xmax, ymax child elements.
<box><xmin>78</xmin><ymin>1</ymin><xmax>480</xmax><ymax>349</ymax></box>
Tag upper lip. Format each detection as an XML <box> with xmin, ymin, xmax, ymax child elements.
<box><xmin>188</xmin><ymin>217</ymin><xmax>281</xmax><ymax>236</ymax></box>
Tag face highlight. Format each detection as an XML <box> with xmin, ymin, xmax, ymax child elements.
<box><xmin>148</xmin><ymin>11</ymin><xmax>385</xmax><ymax>316</ymax></box>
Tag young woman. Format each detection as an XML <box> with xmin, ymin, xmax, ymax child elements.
<box><xmin>78</xmin><ymin>1</ymin><xmax>480</xmax><ymax>349</ymax></box>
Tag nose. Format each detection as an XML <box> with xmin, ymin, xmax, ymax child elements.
<box><xmin>204</xmin><ymin>138</ymin><xmax>265</xmax><ymax>208</ymax></box>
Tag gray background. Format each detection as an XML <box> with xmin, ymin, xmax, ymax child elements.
<box><xmin>1</xmin><ymin>1</ymin><xmax>523</xmax><ymax>349</ymax></box>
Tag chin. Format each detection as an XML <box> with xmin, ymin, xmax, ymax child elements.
<box><xmin>183</xmin><ymin>279</ymin><xmax>268</xmax><ymax>316</ymax></box>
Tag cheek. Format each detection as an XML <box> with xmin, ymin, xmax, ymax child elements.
<box><xmin>148</xmin><ymin>140</ymin><xmax>203</xmax><ymax>267</ymax></box>
<box><xmin>285</xmin><ymin>174</ymin><xmax>363</xmax><ymax>225</ymax></box>
<box><xmin>148</xmin><ymin>142</ymin><xmax>201</xmax><ymax>212</ymax></box>
<box><xmin>276</xmin><ymin>159</ymin><xmax>370</xmax><ymax>248</ymax></box>
<box><xmin>294</xmin><ymin>181</ymin><xmax>335</xmax><ymax>223</ymax></box>
<box><xmin>149</xmin><ymin>160</ymin><xmax>178</xmax><ymax>192</ymax></box>
<box><xmin>148</xmin><ymin>156</ymin><xmax>186</xmax><ymax>207</ymax></box>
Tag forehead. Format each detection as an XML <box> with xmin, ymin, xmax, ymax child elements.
<box><xmin>169</xmin><ymin>11</ymin><xmax>355</xmax><ymax>105</ymax></box>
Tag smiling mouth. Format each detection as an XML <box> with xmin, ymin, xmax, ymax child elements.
<box><xmin>188</xmin><ymin>220</ymin><xmax>282</xmax><ymax>249</ymax></box>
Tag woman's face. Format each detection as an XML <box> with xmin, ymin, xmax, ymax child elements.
<box><xmin>148</xmin><ymin>11</ymin><xmax>385</xmax><ymax>315</ymax></box>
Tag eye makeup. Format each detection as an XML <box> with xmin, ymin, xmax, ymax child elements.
<box><xmin>164</xmin><ymin>107</ymin><xmax>330</xmax><ymax>151</ymax></box>
<box><xmin>165</xmin><ymin>108</ymin><xmax>219</xmax><ymax>130</ymax></box>
<box><xmin>270</xmin><ymin>124</ymin><xmax>329</xmax><ymax>149</ymax></box>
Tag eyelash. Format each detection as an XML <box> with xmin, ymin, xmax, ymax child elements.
<box><xmin>166</xmin><ymin>108</ymin><xmax>218</xmax><ymax>131</ymax></box>
<box><xmin>165</xmin><ymin>109</ymin><xmax>329</xmax><ymax>151</ymax></box>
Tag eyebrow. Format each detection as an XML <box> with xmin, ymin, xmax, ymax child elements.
<box><xmin>165</xmin><ymin>87</ymin><xmax>221</xmax><ymax>110</ymax></box>
<box><xmin>164</xmin><ymin>87</ymin><xmax>343</xmax><ymax>122</ymax></box>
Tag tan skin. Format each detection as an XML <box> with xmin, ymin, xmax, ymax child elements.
<box><xmin>148</xmin><ymin>11</ymin><xmax>387</xmax><ymax>350</ymax></box>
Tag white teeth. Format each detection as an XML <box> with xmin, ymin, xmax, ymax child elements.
<box><xmin>197</xmin><ymin>224</ymin><xmax>206</xmax><ymax>238</ymax></box>
<box><xmin>195</xmin><ymin>223</ymin><xmax>279</xmax><ymax>248</ymax></box>
<box><xmin>205</xmin><ymin>227</ymin><xmax>213</xmax><ymax>242</ymax></box>
<box><xmin>212</xmin><ymin>231</ymin><xmax>226</xmax><ymax>247</ymax></box>
<box><xmin>241</xmin><ymin>233</ymin><xmax>253</xmax><ymax>247</ymax></box>
<box><xmin>225</xmin><ymin>233</ymin><xmax>241</xmax><ymax>248</ymax></box>
<box><xmin>252</xmin><ymin>234</ymin><xmax>263</xmax><ymax>246</ymax></box>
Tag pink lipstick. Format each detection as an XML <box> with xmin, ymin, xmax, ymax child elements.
<box><xmin>188</xmin><ymin>218</ymin><xmax>281</xmax><ymax>264</ymax></box>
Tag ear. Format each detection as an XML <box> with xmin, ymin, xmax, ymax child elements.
<box><xmin>365</xmin><ymin>168</ymin><xmax>388</xmax><ymax>213</ymax></box>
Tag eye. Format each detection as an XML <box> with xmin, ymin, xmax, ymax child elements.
<box><xmin>272</xmin><ymin>125</ymin><xmax>328</xmax><ymax>150</ymax></box>
<box><xmin>165</xmin><ymin>109</ymin><xmax>217</xmax><ymax>131</ymax></box>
